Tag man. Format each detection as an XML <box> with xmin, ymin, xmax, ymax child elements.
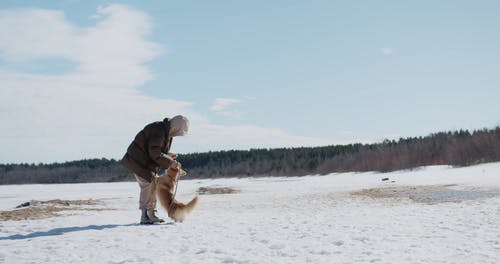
<box><xmin>121</xmin><ymin>115</ymin><xmax>189</xmax><ymax>224</ymax></box>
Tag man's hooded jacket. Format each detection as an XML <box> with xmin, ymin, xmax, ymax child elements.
<box><xmin>121</xmin><ymin>118</ymin><xmax>177</xmax><ymax>182</ymax></box>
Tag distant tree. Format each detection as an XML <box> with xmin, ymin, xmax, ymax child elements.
<box><xmin>2</xmin><ymin>127</ymin><xmax>500</xmax><ymax>184</ymax></box>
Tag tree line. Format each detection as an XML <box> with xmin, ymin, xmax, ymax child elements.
<box><xmin>1</xmin><ymin>127</ymin><xmax>500</xmax><ymax>184</ymax></box>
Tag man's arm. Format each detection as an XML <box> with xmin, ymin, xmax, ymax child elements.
<box><xmin>147</xmin><ymin>133</ymin><xmax>175</xmax><ymax>168</ymax></box>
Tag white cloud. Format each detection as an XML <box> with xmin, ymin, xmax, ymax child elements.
<box><xmin>182</xmin><ymin>123</ymin><xmax>334</xmax><ymax>152</ymax></box>
<box><xmin>0</xmin><ymin>9</ymin><xmax>74</xmax><ymax>61</ymax></box>
<box><xmin>217</xmin><ymin>110</ymin><xmax>242</xmax><ymax>118</ymax></box>
<box><xmin>382</xmin><ymin>47</ymin><xmax>393</xmax><ymax>55</ymax></box>
<box><xmin>210</xmin><ymin>97</ymin><xmax>244</xmax><ymax>118</ymax></box>
<box><xmin>0</xmin><ymin>5</ymin><xmax>163</xmax><ymax>88</ymax></box>
<box><xmin>211</xmin><ymin>98</ymin><xmax>241</xmax><ymax>112</ymax></box>
<box><xmin>0</xmin><ymin>5</ymin><xmax>192</xmax><ymax>162</ymax></box>
<box><xmin>0</xmin><ymin>5</ymin><xmax>336</xmax><ymax>163</ymax></box>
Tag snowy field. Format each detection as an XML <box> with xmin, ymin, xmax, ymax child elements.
<box><xmin>1</xmin><ymin>163</ymin><xmax>500</xmax><ymax>264</ymax></box>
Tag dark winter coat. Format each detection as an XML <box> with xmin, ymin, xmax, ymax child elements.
<box><xmin>121</xmin><ymin>118</ymin><xmax>174</xmax><ymax>182</ymax></box>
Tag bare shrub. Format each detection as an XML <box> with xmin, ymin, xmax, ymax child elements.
<box><xmin>197</xmin><ymin>186</ymin><xmax>239</xmax><ymax>195</ymax></box>
<box><xmin>1</xmin><ymin>199</ymin><xmax>109</xmax><ymax>221</ymax></box>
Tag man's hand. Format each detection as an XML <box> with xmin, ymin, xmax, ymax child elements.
<box><xmin>167</xmin><ymin>153</ymin><xmax>178</xmax><ymax>159</ymax></box>
<box><xmin>170</xmin><ymin>160</ymin><xmax>181</xmax><ymax>170</ymax></box>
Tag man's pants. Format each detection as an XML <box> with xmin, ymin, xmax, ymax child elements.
<box><xmin>135</xmin><ymin>174</ymin><xmax>157</xmax><ymax>210</ymax></box>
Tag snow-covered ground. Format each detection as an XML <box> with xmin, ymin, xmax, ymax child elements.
<box><xmin>1</xmin><ymin>163</ymin><xmax>499</xmax><ymax>263</ymax></box>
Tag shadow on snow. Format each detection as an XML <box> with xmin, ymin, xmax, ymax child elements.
<box><xmin>0</xmin><ymin>222</ymin><xmax>174</xmax><ymax>240</ymax></box>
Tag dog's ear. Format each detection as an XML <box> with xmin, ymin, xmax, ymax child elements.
<box><xmin>165</xmin><ymin>167</ymin><xmax>175</xmax><ymax>177</ymax></box>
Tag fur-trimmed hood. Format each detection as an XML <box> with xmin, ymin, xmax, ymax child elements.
<box><xmin>168</xmin><ymin>115</ymin><xmax>189</xmax><ymax>137</ymax></box>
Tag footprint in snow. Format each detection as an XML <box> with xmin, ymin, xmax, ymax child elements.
<box><xmin>269</xmin><ymin>244</ymin><xmax>286</xmax><ymax>250</ymax></box>
<box><xmin>195</xmin><ymin>249</ymin><xmax>207</xmax><ymax>254</ymax></box>
<box><xmin>333</xmin><ymin>240</ymin><xmax>344</xmax><ymax>246</ymax></box>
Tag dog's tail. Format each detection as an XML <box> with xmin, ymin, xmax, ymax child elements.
<box><xmin>183</xmin><ymin>195</ymin><xmax>199</xmax><ymax>213</ymax></box>
<box><xmin>168</xmin><ymin>195</ymin><xmax>199</xmax><ymax>222</ymax></box>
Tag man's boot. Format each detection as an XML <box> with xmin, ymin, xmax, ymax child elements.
<box><xmin>140</xmin><ymin>209</ymin><xmax>154</xmax><ymax>225</ymax></box>
<box><xmin>147</xmin><ymin>209</ymin><xmax>165</xmax><ymax>223</ymax></box>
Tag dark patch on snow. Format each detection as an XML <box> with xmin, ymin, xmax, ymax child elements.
<box><xmin>1</xmin><ymin>199</ymin><xmax>110</xmax><ymax>221</ymax></box>
<box><xmin>197</xmin><ymin>186</ymin><xmax>239</xmax><ymax>195</ymax></box>
<box><xmin>351</xmin><ymin>185</ymin><xmax>500</xmax><ymax>204</ymax></box>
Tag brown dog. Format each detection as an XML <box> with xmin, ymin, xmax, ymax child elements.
<box><xmin>156</xmin><ymin>167</ymin><xmax>198</xmax><ymax>222</ymax></box>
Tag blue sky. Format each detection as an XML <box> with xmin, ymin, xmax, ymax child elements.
<box><xmin>1</xmin><ymin>1</ymin><xmax>499</xmax><ymax>163</ymax></box>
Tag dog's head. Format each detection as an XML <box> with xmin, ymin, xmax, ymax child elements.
<box><xmin>158</xmin><ymin>167</ymin><xmax>186</xmax><ymax>191</ymax></box>
<box><xmin>158</xmin><ymin>167</ymin><xmax>176</xmax><ymax>191</ymax></box>
<box><xmin>165</xmin><ymin>167</ymin><xmax>178</xmax><ymax>178</ymax></box>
